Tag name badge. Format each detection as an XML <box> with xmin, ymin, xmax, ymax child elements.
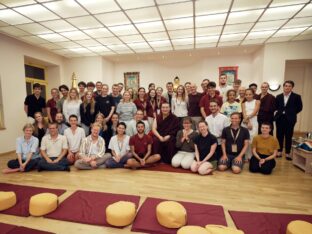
<box><xmin>231</xmin><ymin>144</ymin><xmax>238</xmax><ymax>153</ymax></box>
<box><xmin>157</xmin><ymin>109</ymin><xmax>160</xmax><ymax>115</ymax></box>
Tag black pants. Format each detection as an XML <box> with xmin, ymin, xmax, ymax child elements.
<box><xmin>7</xmin><ymin>158</ymin><xmax>40</xmax><ymax>172</ymax></box>
<box><xmin>215</xmin><ymin>145</ymin><xmax>222</xmax><ymax>161</ymax></box>
<box><xmin>276</xmin><ymin>115</ymin><xmax>295</xmax><ymax>154</ymax></box>
<box><xmin>249</xmin><ymin>153</ymin><xmax>276</xmax><ymax>175</ymax></box>
<box><xmin>37</xmin><ymin>157</ymin><xmax>69</xmax><ymax>171</ymax></box>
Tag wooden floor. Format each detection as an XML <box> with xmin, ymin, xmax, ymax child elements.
<box><xmin>0</xmin><ymin>152</ymin><xmax>311</xmax><ymax>234</ymax></box>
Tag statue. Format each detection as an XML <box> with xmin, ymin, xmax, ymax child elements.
<box><xmin>71</xmin><ymin>72</ymin><xmax>77</xmax><ymax>89</ymax></box>
<box><xmin>173</xmin><ymin>76</ymin><xmax>180</xmax><ymax>92</ymax></box>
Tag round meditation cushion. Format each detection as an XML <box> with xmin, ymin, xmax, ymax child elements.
<box><xmin>177</xmin><ymin>225</ymin><xmax>210</xmax><ymax>234</ymax></box>
<box><xmin>286</xmin><ymin>220</ymin><xmax>312</xmax><ymax>234</ymax></box>
<box><xmin>29</xmin><ymin>193</ymin><xmax>58</xmax><ymax>216</ymax></box>
<box><xmin>205</xmin><ymin>225</ymin><xmax>244</xmax><ymax>234</ymax></box>
<box><xmin>156</xmin><ymin>201</ymin><xmax>187</xmax><ymax>228</ymax></box>
<box><xmin>0</xmin><ymin>191</ymin><xmax>16</xmax><ymax>211</ymax></box>
<box><xmin>106</xmin><ymin>201</ymin><xmax>136</xmax><ymax>227</ymax></box>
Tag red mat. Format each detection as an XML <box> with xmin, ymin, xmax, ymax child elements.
<box><xmin>45</xmin><ymin>190</ymin><xmax>141</xmax><ymax>227</ymax></box>
<box><xmin>131</xmin><ymin>197</ymin><xmax>227</xmax><ymax>234</ymax></box>
<box><xmin>0</xmin><ymin>183</ymin><xmax>66</xmax><ymax>217</ymax></box>
<box><xmin>229</xmin><ymin>210</ymin><xmax>312</xmax><ymax>234</ymax></box>
<box><xmin>142</xmin><ymin>163</ymin><xmax>197</xmax><ymax>174</ymax></box>
<box><xmin>0</xmin><ymin>222</ymin><xmax>54</xmax><ymax>234</ymax></box>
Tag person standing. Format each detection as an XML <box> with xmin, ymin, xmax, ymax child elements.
<box><xmin>78</xmin><ymin>81</ymin><xmax>86</xmax><ymax>100</ymax></box>
<box><xmin>110</xmin><ymin>84</ymin><xmax>122</xmax><ymax>106</ymax></box>
<box><xmin>163</xmin><ymin>82</ymin><xmax>174</xmax><ymax>108</ymax></box>
<box><xmin>57</xmin><ymin>84</ymin><xmax>69</xmax><ymax>113</ymax></box>
<box><xmin>24</xmin><ymin>83</ymin><xmax>46</xmax><ymax>120</ymax></box>
<box><xmin>217</xmin><ymin>74</ymin><xmax>231</xmax><ymax>102</ymax></box>
<box><xmin>255</xmin><ymin>82</ymin><xmax>276</xmax><ymax>135</ymax></box>
<box><xmin>46</xmin><ymin>88</ymin><xmax>59</xmax><ymax>123</ymax></box>
<box><xmin>95</xmin><ymin>84</ymin><xmax>115</xmax><ymax>123</ymax></box>
<box><xmin>274</xmin><ymin>80</ymin><xmax>303</xmax><ymax>160</ymax></box>
<box><xmin>200</xmin><ymin>81</ymin><xmax>223</xmax><ymax>119</ymax></box>
<box><xmin>171</xmin><ymin>85</ymin><xmax>188</xmax><ymax>126</ymax></box>
<box><xmin>80</xmin><ymin>91</ymin><xmax>96</xmax><ymax>135</ymax></box>
<box><xmin>134</xmin><ymin>87</ymin><xmax>148</xmax><ymax>120</ymax></box>
<box><xmin>188</xmin><ymin>83</ymin><xmax>203</xmax><ymax>129</ymax></box>
<box><xmin>116</xmin><ymin>91</ymin><xmax>137</xmax><ymax>127</ymax></box>
<box><xmin>63</xmin><ymin>88</ymin><xmax>82</xmax><ymax>124</ymax></box>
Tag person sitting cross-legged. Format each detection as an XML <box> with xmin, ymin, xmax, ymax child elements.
<box><xmin>74</xmin><ymin>123</ymin><xmax>111</xmax><ymax>170</ymax></box>
<box><xmin>218</xmin><ymin>112</ymin><xmax>250</xmax><ymax>174</ymax></box>
<box><xmin>38</xmin><ymin>122</ymin><xmax>69</xmax><ymax>172</ymax></box>
<box><xmin>190</xmin><ymin>121</ymin><xmax>217</xmax><ymax>175</ymax></box>
<box><xmin>127</xmin><ymin>121</ymin><xmax>161</xmax><ymax>169</ymax></box>
<box><xmin>249</xmin><ymin>122</ymin><xmax>279</xmax><ymax>175</ymax></box>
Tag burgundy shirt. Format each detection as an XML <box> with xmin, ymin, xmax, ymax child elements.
<box><xmin>46</xmin><ymin>98</ymin><xmax>58</xmax><ymax>122</ymax></box>
<box><xmin>188</xmin><ymin>92</ymin><xmax>204</xmax><ymax>117</ymax></box>
<box><xmin>129</xmin><ymin>134</ymin><xmax>153</xmax><ymax>156</ymax></box>
<box><xmin>199</xmin><ymin>94</ymin><xmax>223</xmax><ymax>116</ymax></box>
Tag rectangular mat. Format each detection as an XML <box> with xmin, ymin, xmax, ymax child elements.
<box><xmin>0</xmin><ymin>183</ymin><xmax>66</xmax><ymax>217</ymax></box>
<box><xmin>0</xmin><ymin>222</ymin><xmax>54</xmax><ymax>234</ymax></box>
<box><xmin>142</xmin><ymin>163</ymin><xmax>195</xmax><ymax>174</ymax></box>
<box><xmin>229</xmin><ymin>210</ymin><xmax>312</xmax><ymax>234</ymax></box>
<box><xmin>131</xmin><ymin>197</ymin><xmax>227</xmax><ymax>234</ymax></box>
<box><xmin>45</xmin><ymin>190</ymin><xmax>140</xmax><ymax>227</ymax></box>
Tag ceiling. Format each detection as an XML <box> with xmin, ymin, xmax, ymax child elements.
<box><xmin>0</xmin><ymin>0</ymin><xmax>311</xmax><ymax>58</ymax></box>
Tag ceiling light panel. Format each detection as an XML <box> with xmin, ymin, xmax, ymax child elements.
<box><xmin>252</xmin><ymin>19</ymin><xmax>287</xmax><ymax>31</ymax></box>
<box><xmin>40</xmin><ymin>43</ymin><xmax>63</xmax><ymax>50</ymax></box>
<box><xmin>127</xmin><ymin>42</ymin><xmax>150</xmax><ymax>49</ymax></box>
<box><xmin>115</xmin><ymin>49</ymin><xmax>134</xmax><ymax>54</ymax></box>
<box><xmin>153</xmin><ymin>46</ymin><xmax>173</xmax><ymax>51</ymax></box>
<box><xmin>117</xmin><ymin>0</ymin><xmax>155</xmax><ymax>10</ymax></box>
<box><xmin>159</xmin><ymin>1</ymin><xmax>193</xmax><ymax>19</ymax></box>
<box><xmin>165</xmin><ymin>17</ymin><xmax>193</xmax><ymax>30</ymax></box>
<box><xmin>273</xmin><ymin>27</ymin><xmax>307</xmax><ymax>37</ymax></box>
<box><xmin>43</xmin><ymin>0</ymin><xmax>89</xmax><ymax>18</ymax></box>
<box><xmin>220</xmin><ymin>33</ymin><xmax>247</xmax><ymax>42</ymax></box>
<box><xmin>88</xmin><ymin>46</ymin><xmax>110</xmax><ymax>52</ymax></box>
<box><xmin>54</xmin><ymin>41</ymin><xmax>81</xmax><ymax>48</ymax></box>
<box><xmin>171</xmin><ymin>37</ymin><xmax>193</xmax><ymax>46</ymax></box>
<box><xmin>16</xmin><ymin>23</ymin><xmax>52</xmax><ymax>34</ymax></box>
<box><xmin>108</xmin><ymin>24</ymin><xmax>138</xmax><ymax>36</ymax></box>
<box><xmin>60</xmin><ymin>31</ymin><xmax>90</xmax><ymax>40</ymax></box>
<box><xmin>76</xmin><ymin>39</ymin><xmax>101</xmax><ymax>47</ymax></box>
<box><xmin>69</xmin><ymin>47</ymin><xmax>91</xmax><ymax>53</ymax></box>
<box><xmin>149</xmin><ymin>40</ymin><xmax>171</xmax><ymax>47</ymax></box>
<box><xmin>296</xmin><ymin>3</ymin><xmax>312</xmax><ymax>17</ymax></box>
<box><xmin>196</xmin><ymin>0</ymin><xmax>231</xmax><ymax>15</ymax></box>
<box><xmin>135</xmin><ymin>21</ymin><xmax>165</xmax><ymax>33</ymax></box>
<box><xmin>231</xmin><ymin>0</ymin><xmax>270</xmax><ymax>11</ymax></box>
<box><xmin>14</xmin><ymin>4</ymin><xmax>59</xmax><ymax>21</ymax></box>
<box><xmin>143</xmin><ymin>31</ymin><xmax>169</xmax><ymax>41</ymax></box>
<box><xmin>126</xmin><ymin>7</ymin><xmax>161</xmax><ymax>23</ymax></box>
<box><xmin>0</xmin><ymin>0</ymin><xmax>35</xmax><ymax>7</ymax></box>
<box><xmin>0</xmin><ymin>9</ymin><xmax>32</xmax><ymax>24</ymax></box>
<box><xmin>241</xmin><ymin>38</ymin><xmax>266</xmax><ymax>45</ymax></box>
<box><xmin>38</xmin><ymin>33</ymin><xmax>69</xmax><ymax>42</ymax></box>
<box><xmin>76</xmin><ymin>0</ymin><xmax>120</xmax><ymax>14</ymax></box>
<box><xmin>97</xmin><ymin>37</ymin><xmax>123</xmax><ymax>45</ymax></box>
<box><xmin>41</xmin><ymin>19</ymin><xmax>77</xmax><ymax>32</ymax></box>
<box><xmin>218</xmin><ymin>41</ymin><xmax>241</xmax><ymax>47</ymax></box>
<box><xmin>95</xmin><ymin>11</ymin><xmax>131</xmax><ymax>26</ymax></box>
<box><xmin>175</xmin><ymin>44</ymin><xmax>194</xmax><ymax>50</ymax></box>
<box><xmin>169</xmin><ymin>29</ymin><xmax>193</xmax><ymax>39</ymax></box>
<box><xmin>270</xmin><ymin>0</ymin><xmax>309</xmax><ymax>7</ymax></box>
<box><xmin>20</xmin><ymin>35</ymin><xmax>48</xmax><ymax>44</ymax></box>
<box><xmin>260</xmin><ymin>5</ymin><xmax>304</xmax><ymax>21</ymax></box>
<box><xmin>196</xmin><ymin>13</ymin><xmax>227</xmax><ymax>27</ymax></box>
<box><xmin>196</xmin><ymin>26</ymin><xmax>222</xmax><ymax>36</ymax></box>
<box><xmin>119</xmin><ymin>34</ymin><xmax>145</xmax><ymax>43</ymax></box>
<box><xmin>107</xmin><ymin>44</ymin><xmax>129</xmax><ymax>51</ymax></box>
<box><xmin>0</xmin><ymin>26</ymin><xmax>30</xmax><ymax>36</ymax></box>
<box><xmin>266</xmin><ymin>36</ymin><xmax>292</xmax><ymax>42</ymax></box>
<box><xmin>246</xmin><ymin>30</ymin><xmax>276</xmax><ymax>39</ymax></box>
<box><xmin>227</xmin><ymin>9</ymin><xmax>264</xmax><ymax>24</ymax></box>
<box><xmin>83</xmin><ymin>28</ymin><xmax>113</xmax><ymax>38</ymax></box>
<box><xmin>196</xmin><ymin>35</ymin><xmax>219</xmax><ymax>44</ymax></box>
<box><xmin>67</xmin><ymin>16</ymin><xmax>102</xmax><ymax>30</ymax></box>
<box><xmin>156</xmin><ymin>0</ymin><xmax>191</xmax><ymax>4</ymax></box>
<box><xmin>284</xmin><ymin>17</ymin><xmax>312</xmax><ymax>28</ymax></box>
<box><xmin>134</xmin><ymin>48</ymin><xmax>153</xmax><ymax>53</ymax></box>
<box><xmin>223</xmin><ymin>23</ymin><xmax>254</xmax><ymax>34</ymax></box>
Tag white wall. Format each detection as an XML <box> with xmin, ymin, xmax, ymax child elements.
<box><xmin>113</xmin><ymin>54</ymin><xmax>254</xmax><ymax>89</ymax></box>
<box><xmin>0</xmin><ymin>34</ymin><xmax>64</xmax><ymax>153</ymax></box>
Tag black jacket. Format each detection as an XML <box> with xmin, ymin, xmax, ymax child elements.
<box><xmin>274</xmin><ymin>92</ymin><xmax>302</xmax><ymax>124</ymax></box>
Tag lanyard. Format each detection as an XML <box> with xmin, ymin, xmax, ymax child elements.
<box><xmin>230</xmin><ymin>128</ymin><xmax>240</xmax><ymax>143</ymax></box>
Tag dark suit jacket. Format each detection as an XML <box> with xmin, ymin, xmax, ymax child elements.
<box><xmin>274</xmin><ymin>92</ymin><xmax>303</xmax><ymax>124</ymax></box>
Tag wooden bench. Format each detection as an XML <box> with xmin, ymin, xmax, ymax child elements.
<box><xmin>292</xmin><ymin>147</ymin><xmax>312</xmax><ymax>175</ymax></box>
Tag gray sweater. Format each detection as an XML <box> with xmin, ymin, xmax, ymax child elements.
<box><xmin>175</xmin><ymin>130</ymin><xmax>198</xmax><ymax>152</ymax></box>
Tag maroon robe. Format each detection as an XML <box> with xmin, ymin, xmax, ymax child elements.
<box><xmin>152</xmin><ymin>113</ymin><xmax>179</xmax><ymax>164</ymax></box>
<box><xmin>255</xmin><ymin>93</ymin><xmax>276</xmax><ymax>134</ymax></box>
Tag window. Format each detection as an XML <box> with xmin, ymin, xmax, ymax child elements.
<box><xmin>25</xmin><ymin>64</ymin><xmax>48</xmax><ymax>99</ymax></box>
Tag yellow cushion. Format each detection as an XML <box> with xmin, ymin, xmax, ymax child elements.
<box><xmin>156</xmin><ymin>201</ymin><xmax>187</xmax><ymax>228</ymax></box>
<box><xmin>287</xmin><ymin>220</ymin><xmax>312</xmax><ymax>234</ymax></box>
<box><xmin>106</xmin><ymin>201</ymin><xmax>136</xmax><ymax>227</ymax></box>
<box><xmin>29</xmin><ymin>193</ymin><xmax>58</xmax><ymax>216</ymax></box>
<box><xmin>178</xmin><ymin>225</ymin><xmax>210</xmax><ymax>234</ymax></box>
<box><xmin>205</xmin><ymin>225</ymin><xmax>244</xmax><ymax>234</ymax></box>
<box><xmin>0</xmin><ymin>191</ymin><xmax>16</xmax><ymax>211</ymax></box>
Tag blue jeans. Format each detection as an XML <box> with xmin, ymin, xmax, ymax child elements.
<box><xmin>105</xmin><ymin>155</ymin><xmax>131</xmax><ymax>168</ymax></box>
<box><xmin>7</xmin><ymin>158</ymin><xmax>40</xmax><ymax>172</ymax></box>
<box><xmin>38</xmin><ymin>157</ymin><xmax>69</xmax><ymax>171</ymax></box>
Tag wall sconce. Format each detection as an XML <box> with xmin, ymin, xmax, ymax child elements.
<box><xmin>268</xmin><ymin>82</ymin><xmax>281</xmax><ymax>91</ymax></box>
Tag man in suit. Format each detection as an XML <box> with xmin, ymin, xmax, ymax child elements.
<box><xmin>274</xmin><ymin>80</ymin><xmax>303</xmax><ymax>160</ymax></box>
<box><xmin>163</xmin><ymin>82</ymin><xmax>174</xmax><ymax>108</ymax></box>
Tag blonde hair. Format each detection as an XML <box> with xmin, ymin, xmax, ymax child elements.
<box><xmin>67</xmin><ymin>88</ymin><xmax>79</xmax><ymax>101</ymax></box>
<box><xmin>33</xmin><ymin>112</ymin><xmax>47</xmax><ymax>136</ymax></box>
<box><xmin>82</xmin><ymin>91</ymin><xmax>95</xmax><ymax>114</ymax></box>
<box><xmin>95</xmin><ymin>113</ymin><xmax>107</xmax><ymax>131</ymax></box>
<box><xmin>23</xmin><ymin>123</ymin><xmax>34</xmax><ymax>132</ymax></box>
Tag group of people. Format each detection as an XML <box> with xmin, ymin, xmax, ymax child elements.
<box><xmin>3</xmin><ymin>74</ymin><xmax>303</xmax><ymax>176</ymax></box>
